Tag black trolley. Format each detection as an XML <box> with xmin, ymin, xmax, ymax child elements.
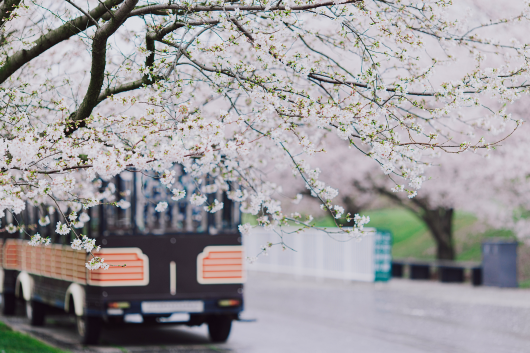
<box><xmin>0</xmin><ymin>170</ymin><xmax>245</xmax><ymax>344</ymax></box>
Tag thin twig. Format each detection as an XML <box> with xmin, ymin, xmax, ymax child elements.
<box><xmin>64</xmin><ymin>0</ymin><xmax>100</xmax><ymax>28</ymax></box>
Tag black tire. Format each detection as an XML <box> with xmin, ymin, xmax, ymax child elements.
<box><xmin>27</xmin><ymin>299</ymin><xmax>46</xmax><ymax>326</ymax></box>
<box><xmin>208</xmin><ymin>316</ymin><xmax>232</xmax><ymax>343</ymax></box>
<box><xmin>1</xmin><ymin>292</ymin><xmax>16</xmax><ymax>316</ymax></box>
<box><xmin>76</xmin><ymin>315</ymin><xmax>102</xmax><ymax>345</ymax></box>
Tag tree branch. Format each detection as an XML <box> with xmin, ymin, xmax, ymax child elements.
<box><xmin>72</xmin><ymin>0</ymin><xmax>139</xmax><ymax>123</ymax></box>
<box><xmin>64</xmin><ymin>0</ymin><xmax>100</xmax><ymax>28</ymax></box>
<box><xmin>307</xmin><ymin>72</ymin><xmax>530</xmax><ymax>97</ymax></box>
<box><xmin>128</xmin><ymin>0</ymin><xmax>360</xmax><ymax>17</ymax></box>
<box><xmin>0</xmin><ymin>0</ymin><xmax>124</xmax><ymax>84</ymax></box>
<box><xmin>95</xmin><ymin>20</ymin><xmax>216</xmax><ymax>105</ymax></box>
<box><xmin>0</xmin><ymin>0</ymin><xmax>21</xmax><ymax>28</ymax></box>
<box><xmin>230</xmin><ymin>18</ymin><xmax>255</xmax><ymax>43</ymax></box>
<box><xmin>97</xmin><ymin>78</ymin><xmax>144</xmax><ymax>103</ymax></box>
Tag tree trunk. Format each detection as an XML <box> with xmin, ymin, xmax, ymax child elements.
<box><xmin>364</xmin><ymin>184</ymin><xmax>456</xmax><ymax>260</ymax></box>
<box><xmin>342</xmin><ymin>196</ymin><xmax>362</xmax><ymax>216</ymax></box>
<box><xmin>421</xmin><ymin>207</ymin><xmax>455</xmax><ymax>260</ymax></box>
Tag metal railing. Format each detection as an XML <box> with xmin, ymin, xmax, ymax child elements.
<box><xmin>243</xmin><ymin>227</ymin><xmax>391</xmax><ymax>282</ymax></box>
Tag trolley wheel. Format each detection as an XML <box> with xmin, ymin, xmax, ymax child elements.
<box><xmin>208</xmin><ymin>315</ymin><xmax>232</xmax><ymax>343</ymax></box>
<box><xmin>76</xmin><ymin>315</ymin><xmax>102</xmax><ymax>345</ymax></box>
<box><xmin>26</xmin><ymin>299</ymin><xmax>46</xmax><ymax>326</ymax></box>
<box><xmin>1</xmin><ymin>292</ymin><xmax>16</xmax><ymax>316</ymax></box>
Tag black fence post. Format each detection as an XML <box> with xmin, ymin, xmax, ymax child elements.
<box><xmin>391</xmin><ymin>262</ymin><xmax>404</xmax><ymax>278</ymax></box>
<box><xmin>471</xmin><ymin>267</ymin><xmax>482</xmax><ymax>286</ymax></box>
<box><xmin>410</xmin><ymin>264</ymin><xmax>430</xmax><ymax>280</ymax></box>
<box><xmin>439</xmin><ymin>266</ymin><xmax>464</xmax><ymax>283</ymax></box>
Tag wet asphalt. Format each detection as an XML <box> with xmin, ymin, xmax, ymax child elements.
<box><xmin>2</xmin><ymin>272</ymin><xmax>530</xmax><ymax>353</ymax></box>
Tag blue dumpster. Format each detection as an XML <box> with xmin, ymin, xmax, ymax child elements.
<box><xmin>482</xmin><ymin>239</ymin><xmax>518</xmax><ymax>288</ymax></box>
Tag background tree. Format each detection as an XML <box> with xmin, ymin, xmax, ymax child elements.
<box><xmin>308</xmin><ymin>109</ymin><xmax>530</xmax><ymax>261</ymax></box>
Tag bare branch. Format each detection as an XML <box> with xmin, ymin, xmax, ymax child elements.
<box><xmin>230</xmin><ymin>18</ymin><xmax>255</xmax><ymax>43</ymax></box>
<box><xmin>95</xmin><ymin>20</ymin><xmax>218</xmax><ymax>105</ymax></box>
<box><xmin>308</xmin><ymin>72</ymin><xmax>530</xmax><ymax>96</ymax></box>
<box><xmin>128</xmin><ymin>0</ymin><xmax>361</xmax><ymax>17</ymax></box>
<box><xmin>0</xmin><ymin>0</ymin><xmax>21</xmax><ymax>28</ymax></box>
<box><xmin>0</xmin><ymin>0</ymin><xmax>125</xmax><ymax>84</ymax></box>
<box><xmin>72</xmin><ymin>0</ymin><xmax>139</xmax><ymax>123</ymax></box>
<box><xmin>64</xmin><ymin>0</ymin><xmax>100</xmax><ymax>28</ymax></box>
<box><xmin>97</xmin><ymin>79</ymin><xmax>145</xmax><ymax>103</ymax></box>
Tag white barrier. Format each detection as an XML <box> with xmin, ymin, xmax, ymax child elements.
<box><xmin>244</xmin><ymin>227</ymin><xmax>383</xmax><ymax>282</ymax></box>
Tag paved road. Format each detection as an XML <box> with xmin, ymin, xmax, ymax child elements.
<box><xmin>3</xmin><ymin>273</ymin><xmax>530</xmax><ymax>353</ymax></box>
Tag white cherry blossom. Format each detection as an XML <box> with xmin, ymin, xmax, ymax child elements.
<box><xmin>117</xmin><ymin>199</ymin><xmax>131</xmax><ymax>209</ymax></box>
<box><xmin>190</xmin><ymin>194</ymin><xmax>207</xmax><ymax>206</ymax></box>
<box><xmin>171</xmin><ymin>189</ymin><xmax>186</xmax><ymax>201</ymax></box>
<box><xmin>55</xmin><ymin>222</ymin><xmax>70</xmax><ymax>236</ymax></box>
<box><xmin>155</xmin><ymin>202</ymin><xmax>168</xmax><ymax>212</ymax></box>
<box><xmin>79</xmin><ymin>213</ymin><xmax>90</xmax><ymax>223</ymax></box>
<box><xmin>0</xmin><ymin>0</ymin><xmax>528</xmax><ymax>268</ymax></box>
<box><xmin>38</xmin><ymin>216</ymin><xmax>50</xmax><ymax>227</ymax></box>
<box><xmin>6</xmin><ymin>224</ymin><xmax>17</xmax><ymax>234</ymax></box>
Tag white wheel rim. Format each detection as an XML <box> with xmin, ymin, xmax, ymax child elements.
<box><xmin>77</xmin><ymin>316</ymin><xmax>86</xmax><ymax>337</ymax></box>
<box><xmin>26</xmin><ymin>301</ymin><xmax>32</xmax><ymax>320</ymax></box>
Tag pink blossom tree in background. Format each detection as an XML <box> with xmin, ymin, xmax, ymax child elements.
<box><xmin>346</xmin><ymin>141</ymin><xmax>530</xmax><ymax>261</ymax></box>
<box><xmin>289</xmin><ymin>1</ymin><xmax>530</xmax><ymax>261</ymax></box>
<box><xmin>288</xmin><ymin>103</ymin><xmax>530</xmax><ymax>260</ymax></box>
<box><xmin>1</xmin><ymin>0</ymin><xmax>530</xmax><ymax>267</ymax></box>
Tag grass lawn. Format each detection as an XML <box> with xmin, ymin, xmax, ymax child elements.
<box><xmin>359</xmin><ymin>208</ymin><xmax>479</xmax><ymax>260</ymax></box>
<box><xmin>0</xmin><ymin>321</ymin><xmax>69</xmax><ymax>353</ymax></box>
<box><xmin>312</xmin><ymin>208</ymin><xmax>516</xmax><ymax>262</ymax></box>
<box><xmin>365</xmin><ymin>209</ymin><xmax>516</xmax><ymax>262</ymax></box>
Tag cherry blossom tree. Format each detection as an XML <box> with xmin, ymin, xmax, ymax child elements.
<box><xmin>306</xmin><ymin>99</ymin><xmax>530</xmax><ymax>260</ymax></box>
<box><xmin>1</xmin><ymin>0</ymin><xmax>530</xmax><ymax>267</ymax></box>
<box><xmin>290</xmin><ymin>1</ymin><xmax>530</xmax><ymax>261</ymax></box>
